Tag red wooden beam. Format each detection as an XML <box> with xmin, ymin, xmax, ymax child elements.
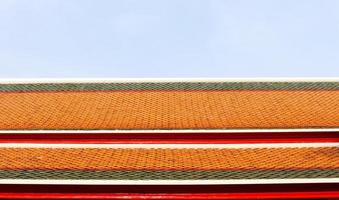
<box><xmin>0</xmin><ymin>191</ymin><xmax>338</xmax><ymax>199</ymax></box>
<box><xmin>0</xmin><ymin>131</ymin><xmax>337</xmax><ymax>144</ymax></box>
<box><xmin>0</xmin><ymin>183</ymin><xmax>338</xmax><ymax>199</ymax></box>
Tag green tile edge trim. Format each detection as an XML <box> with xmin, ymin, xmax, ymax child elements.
<box><xmin>0</xmin><ymin>169</ymin><xmax>338</xmax><ymax>180</ymax></box>
<box><xmin>0</xmin><ymin>82</ymin><xmax>339</xmax><ymax>92</ymax></box>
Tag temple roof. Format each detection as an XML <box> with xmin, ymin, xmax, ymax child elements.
<box><xmin>0</xmin><ymin>80</ymin><xmax>338</xmax><ymax>190</ymax></box>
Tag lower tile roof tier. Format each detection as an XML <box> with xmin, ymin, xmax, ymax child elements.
<box><xmin>0</xmin><ymin>144</ymin><xmax>338</xmax><ymax>183</ymax></box>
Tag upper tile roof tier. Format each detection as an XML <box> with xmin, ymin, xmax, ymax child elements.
<box><xmin>0</xmin><ymin>81</ymin><xmax>338</xmax><ymax>130</ymax></box>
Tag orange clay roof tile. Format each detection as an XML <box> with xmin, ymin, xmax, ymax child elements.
<box><xmin>0</xmin><ymin>147</ymin><xmax>338</xmax><ymax>170</ymax></box>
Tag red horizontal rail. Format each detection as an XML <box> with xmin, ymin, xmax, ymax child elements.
<box><xmin>0</xmin><ymin>183</ymin><xmax>338</xmax><ymax>199</ymax></box>
<box><xmin>0</xmin><ymin>191</ymin><xmax>338</xmax><ymax>199</ymax></box>
<box><xmin>0</xmin><ymin>131</ymin><xmax>337</xmax><ymax>144</ymax></box>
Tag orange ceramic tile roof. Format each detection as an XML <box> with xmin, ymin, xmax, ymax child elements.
<box><xmin>0</xmin><ymin>145</ymin><xmax>337</xmax><ymax>180</ymax></box>
<box><xmin>0</xmin><ymin>81</ymin><xmax>338</xmax><ymax>130</ymax></box>
<box><xmin>1</xmin><ymin>147</ymin><xmax>338</xmax><ymax>170</ymax></box>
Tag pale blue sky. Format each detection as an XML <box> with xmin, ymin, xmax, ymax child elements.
<box><xmin>0</xmin><ymin>0</ymin><xmax>338</xmax><ymax>78</ymax></box>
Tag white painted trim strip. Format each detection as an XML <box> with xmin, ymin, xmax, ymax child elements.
<box><xmin>0</xmin><ymin>178</ymin><xmax>338</xmax><ymax>185</ymax></box>
<box><xmin>0</xmin><ymin>128</ymin><xmax>338</xmax><ymax>134</ymax></box>
<box><xmin>0</xmin><ymin>143</ymin><xmax>337</xmax><ymax>149</ymax></box>
<box><xmin>0</xmin><ymin>77</ymin><xmax>338</xmax><ymax>84</ymax></box>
